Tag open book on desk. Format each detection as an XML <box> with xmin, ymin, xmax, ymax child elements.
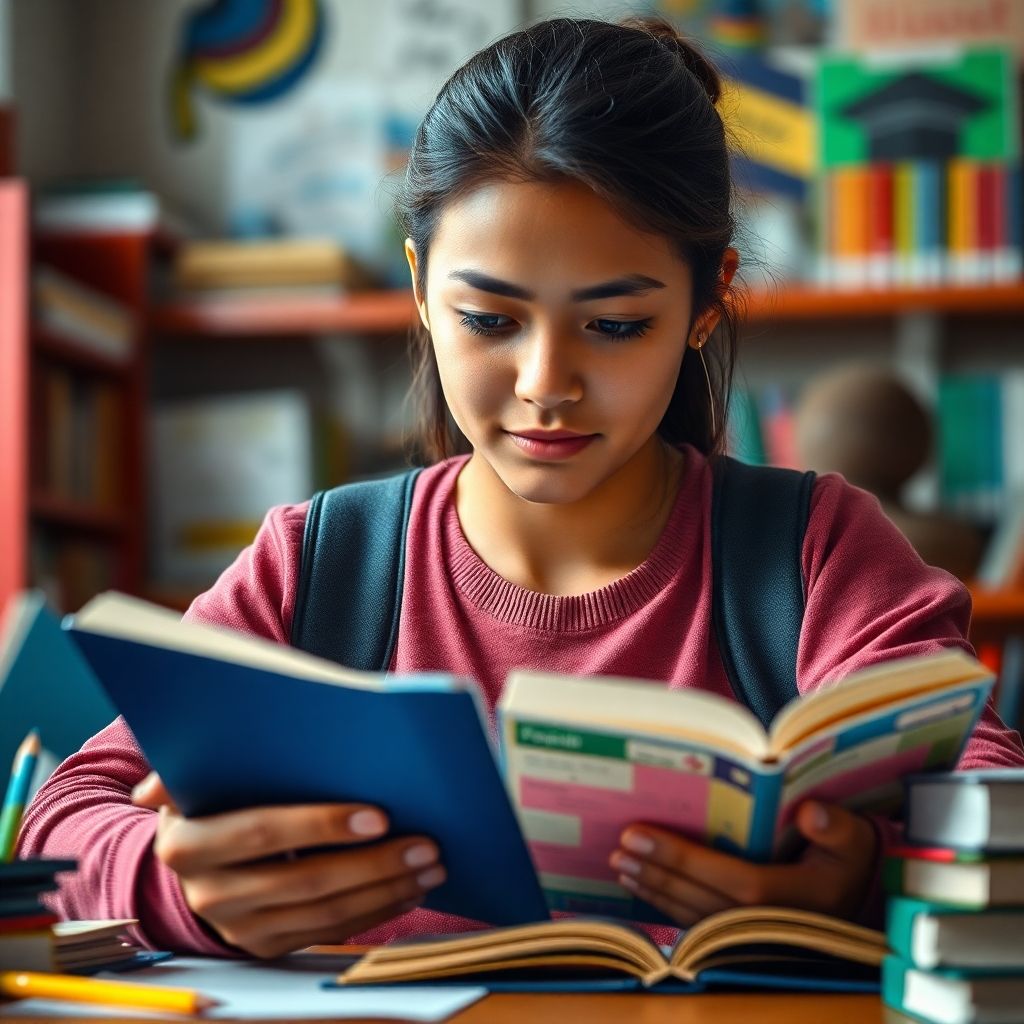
<box><xmin>64</xmin><ymin>593</ymin><xmax>992</xmax><ymax>929</ymax></box>
<box><xmin>332</xmin><ymin>905</ymin><xmax>887</xmax><ymax>993</ymax></box>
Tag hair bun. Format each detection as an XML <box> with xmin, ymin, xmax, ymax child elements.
<box><xmin>624</xmin><ymin>16</ymin><xmax>722</xmax><ymax>106</ymax></box>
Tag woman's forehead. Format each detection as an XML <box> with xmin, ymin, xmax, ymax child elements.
<box><xmin>428</xmin><ymin>178</ymin><xmax>690</xmax><ymax>289</ymax></box>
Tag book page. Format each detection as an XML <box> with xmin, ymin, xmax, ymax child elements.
<box><xmin>767</xmin><ymin>649</ymin><xmax>992</xmax><ymax>756</ymax></box>
<box><xmin>72</xmin><ymin>592</ymin><xmax>398</xmax><ymax>691</ymax></box>
<box><xmin>502</xmin><ymin>671</ymin><xmax>768</xmax><ymax>758</ymax></box>
<box><xmin>770</xmin><ymin>676</ymin><xmax>992</xmax><ymax>857</ymax></box>
<box><xmin>500</xmin><ymin>712</ymin><xmax>783</xmax><ymax>918</ymax></box>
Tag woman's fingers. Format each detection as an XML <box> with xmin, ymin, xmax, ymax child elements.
<box><xmin>182</xmin><ymin>837</ymin><xmax>441</xmax><ymax>918</ymax></box>
<box><xmin>130</xmin><ymin>772</ymin><xmax>178</xmax><ymax>813</ymax></box>
<box><xmin>154</xmin><ymin>803</ymin><xmax>390</xmax><ymax>873</ymax></box>
<box><xmin>610</xmin><ymin>850</ymin><xmax>735</xmax><ymax>919</ymax></box>
<box><xmin>239</xmin><ymin>893</ymin><xmax>428</xmax><ymax>961</ymax></box>
<box><xmin>245</xmin><ymin>862</ymin><xmax>447</xmax><ymax>945</ymax></box>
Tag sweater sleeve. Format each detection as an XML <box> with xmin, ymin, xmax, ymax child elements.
<box><xmin>797</xmin><ymin>473</ymin><xmax>1024</xmax><ymax>768</ymax></box>
<box><xmin>16</xmin><ymin>502</ymin><xmax>308</xmax><ymax>953</ymax></box>
<box><xmin>797</xmin><ymin>474</ymin><xmax>1024</xmax><ymax>929</ymax></box>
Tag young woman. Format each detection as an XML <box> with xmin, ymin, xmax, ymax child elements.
<box><xmin>21</xmin><ymin>16</ymin><xmax>1024</xmax><ymax>960</ymax></box>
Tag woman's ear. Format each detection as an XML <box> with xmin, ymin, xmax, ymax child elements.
<box><xmin>404</xmin><ymin>239</ymin><xmax>430</xmax><ymax>331</ymax></box>
<box><xmin>688</xmin><ymin>246</ymin><xmax>740</xmax><ymax>349</ymax></box>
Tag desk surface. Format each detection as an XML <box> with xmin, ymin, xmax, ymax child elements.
<box><xmin>18</xmin><ymin>991</ymin><xmax>890</xmax><ymax>1023</ymax></box>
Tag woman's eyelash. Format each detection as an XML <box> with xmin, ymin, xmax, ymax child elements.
<box><xmin>457</xmin><ymin>312</ymin><xmax>653</xmax><ymax>339</ymax></box>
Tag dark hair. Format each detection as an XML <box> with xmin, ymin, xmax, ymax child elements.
<box><xmin>396</xmin><ymin>15</ymin><xmax>739</xmax><ymax>463</ymax></box>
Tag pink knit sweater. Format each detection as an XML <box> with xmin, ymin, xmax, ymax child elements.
<box><xmin>19</xmin><ymin>448</ymin><xmax>1024</xmax><ymax>955</ymax></box>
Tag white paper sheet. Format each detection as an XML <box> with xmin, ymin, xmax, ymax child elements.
<box><xmin>3</xmin><ymin>954</ymin><xmax>487</xmax><ymax>1020</ymax></box>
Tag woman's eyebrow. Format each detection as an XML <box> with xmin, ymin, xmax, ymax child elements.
<box><xmin>447</xmin><ymin>270</ymin><xmax>666</xmax><ymax>302</ymax></box>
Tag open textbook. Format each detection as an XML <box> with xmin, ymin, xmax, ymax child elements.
<box><xmin>333</xmin><ymin>905</ymin><xmax>887</xmax><ymax>992</ymax></box>
<box><xmin>499</xmin><ymin>653</ymin><xmax>992</xmax><ymax>917</ymax></box>
<box><xmin>63</xmin><ymin>592</ymin><xmax>993</xmax><ymax>926</ymax></box>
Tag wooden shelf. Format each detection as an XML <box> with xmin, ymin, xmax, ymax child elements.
<box><xmin>31</xmin><ymin>492</ymin><xmax>126</xmax><ymax>536</ymax></box>
<box><xmin>148</xmin><ymin>281</ymin><xmax>1024</xmax><ymax>338</ymax></box>
<box><xmin>970</xmin><ymin>587</ymin><xmax>1024</xmax><ymax>623</ymax></box>
<box><xmin>742</xmin><ymin>282</ymin><xmax>1024</xmax><ymax>322</ymax></box>
<box><xmin>149</xmin><ymin>289</ymin><xmax>417</xmax><ymax>337</ymax></box>
<box><xmin>33</xmin><ymin>323</ymin><xmax>131</xmax><ymax>376</ymax></box>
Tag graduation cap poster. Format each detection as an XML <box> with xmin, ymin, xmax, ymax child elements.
<box><xmin>816</xmin><ymin>49</ymin><xmax>1018</xmax><ymax>168</ymax></box>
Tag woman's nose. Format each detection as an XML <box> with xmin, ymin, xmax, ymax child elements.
<box><xmin>514</xmin><ymin>333</ymin><xmax>583</xmax><ymax>409</ymax></box>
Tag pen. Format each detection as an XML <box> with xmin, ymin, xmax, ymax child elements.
<box><xmin>0</xmin><ymin>971</ymin><xmax>221</xmax><ymax>1015</ymax></box>
<box><xmin>0</xmin><ymin>730</ymin><xmax>40</xmax><ymax>861</ymax></box>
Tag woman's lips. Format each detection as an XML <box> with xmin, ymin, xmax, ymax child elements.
<box><xmin>505</xmin><ymin>431</ymin><xmax>598</xmax><ymax>460</ymax></box>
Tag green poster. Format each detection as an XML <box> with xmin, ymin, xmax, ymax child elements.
<box><xmin>817</xmin><ymin>48</ymin><xmax>1018</xmax><ymax>168</ymax></box>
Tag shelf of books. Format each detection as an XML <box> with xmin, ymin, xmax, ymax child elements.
<box><xmin>1</xmin><ymin>180</ymin><xmax>155</xmax><ymax>616</ymax></box>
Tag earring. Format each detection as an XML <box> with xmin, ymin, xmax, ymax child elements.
<box><xmin>694</xmin><ymin>332</ymin><xmax>716</xmax><ymax>438</ymax></box>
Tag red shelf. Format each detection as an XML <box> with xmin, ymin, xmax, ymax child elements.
<box><xmin>970</xmin><ymin>587</ymin><xmax>1024</xmax><ymax>623</ymax></box>
<box><xmin>150</xmin><ymin>289</ymin><xmax>417</xmax><ymax>337</ymax></box>
<box><xmin>31</xmin><ymin>492</ymin><xmax>126</xmax><ymax>536</ymax></box>
<box><xmin>743</xmin><ymin>282</ymin><xmax>1024</xmax><ymax>321</ymax></box>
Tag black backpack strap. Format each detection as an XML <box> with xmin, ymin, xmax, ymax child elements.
<box><xmin>290</xmin><ymin>467</ymin><xmax>423</xmax><ymax>671</ymax></box>
<box><xmin>711</xmin><ymin>456</ymin><xmax>817</xmax><ymax>731</ymax></box>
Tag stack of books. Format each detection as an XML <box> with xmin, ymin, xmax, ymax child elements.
<box><xmin>34</xmin><ymin>266</ymin><xmax>134</xmax><ymax>364</ymax></box>
<box><xmin>171</xmin><ymin>238</ymin><xmax>365</xmax><ymax>299</ymax></box>
<box><xmin>0</xmin><ymin>860</ymin><xmax>156</xmax><ymax>974</ymax></box>
<box><xmin>882</xmin><ymin>770</ymin><xmax>1024</xmax><ymax>1024</ymax></box>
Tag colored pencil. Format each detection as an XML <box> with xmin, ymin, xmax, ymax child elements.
<box><xmin>0</xmin><ymin>730</ymin><xmax>40</xmax><ymax>861</ymax></box>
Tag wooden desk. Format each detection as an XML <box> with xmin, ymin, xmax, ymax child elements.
<box><xmin>16</xmin><ymin>991</ymin><xmax>888</xmax><ymax>1023</ymax></box>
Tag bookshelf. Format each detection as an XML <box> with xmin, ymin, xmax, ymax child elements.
<box><xmin>148</xmin><ymin>281</ymin><xmax>1024</xmax><ymax>339</ymax></box>
<box><xmin>0</xmin><ymin>179</ymin><xmax>152</xmax><ymax>616</ymax></box>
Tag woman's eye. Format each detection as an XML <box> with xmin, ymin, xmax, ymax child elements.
<box><xmin>592</xmin><ymin>318</ymin><xmax>652</xmax><ymax>340</ymax></box>
<box><xmin>458</xmin><ymin>312</ymin><xmax>513</xmax><ymax>336</ymax></box>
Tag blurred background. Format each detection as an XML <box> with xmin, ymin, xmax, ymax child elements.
<box><xmin>0</xmin><ymin>0</ymin><xmax>1022</xmax><ymax>729</ymax></box>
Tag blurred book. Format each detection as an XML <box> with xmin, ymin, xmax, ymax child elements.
<box><xmin>33</xmin><ymin>266</ymin><xmax>134</xmax><ymax>362</ymax></box>
<box><xmin>903</xmin><ymin>770</ymin><xmax>1024</xmax><ymax>853</ymax></box>
<box><xmin>834</xmin><ymin>0</ymin><xmax>1024</xmax><ymax>56</ymax></box>
<box><xmin>33</xmin><ymin>180</ymin><xmax>158</xmax><ymax>234</ymax></box>
<box><xmin>150</xmin><ymin>390</ymin><xmax>314</xmax><ymax>587</ymax></box>
<box><xmin>0</xmin><ymin>919</ymin><xmax>143</xmax><ymax>973</ymax></box>
<box><xmin>173</xmin><ymin>238</ymin><xmax>362</xmax><ymax>293</ymax></box>
<box><xmin>0</xmin><ymin>859</ymin><xmax>75</xmax><ymax>927</ymax></box>
<box><xmin>0</xmin><ymin>592</ymin><xmax>117</xmax><ymax>795</ymax></box>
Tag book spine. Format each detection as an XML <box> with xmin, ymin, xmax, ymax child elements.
<box><xmin>881</xmin><ymin>956</ymin><xmax>920</xmax><ymax>1021</ymax></box>
<box><xmin>752</xmin><ymin>767</ymin><xmax>784</xmax><ymax>863</ymax></box>
<box><xmin>1003</xmin><ymin>370</ymin><xmax>1024</xmax><ymax>497</ymax></box>
<box><xmin>868</xmin><ymin>163</ymin><xmax>893</xmax><ymax>288</ymax></box>
<box><xmin>947</xmin><ymin>159</ymin><xmax>971</xmax><ymax>284</ymax></box>
<box><xmin>977</xmin><ymin>164</ymin><xmax>997</xmax><ymax>285</ymax></box>
<box><xmin>894</xmin><ymin>162</ymin><xmax>914</xmax><ymax>287</ymax></box>
<box><xmin>884</xmin><ymin>897</ymin><xmax>921</xmax><ymax>967</ymax></box>
<box><xmin>914</xmin><ymin>162</ymin><xmax>938</xmax><ymax>286</ymax></box>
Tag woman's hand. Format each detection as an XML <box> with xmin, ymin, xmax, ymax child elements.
<box><xmin>132</xmin><ymin>772</ymin><xmax>446</xmax><ymax>958</ymax></box>
<box><xmin>609</xmin><ymin>801</ymin><xmax>878</xmax><ymax>927</ymax></box>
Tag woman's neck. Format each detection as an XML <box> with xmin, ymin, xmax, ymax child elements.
<box><xmin>454</xmin><ymin>440</ymin><xmax>685</xmax><ymax>597</ymax></box>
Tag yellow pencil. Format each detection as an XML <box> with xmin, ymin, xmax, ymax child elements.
<box><xmin>0</xmin><ymin>970</ymin><xmax>220</xmax><ymax>1015</ymax></box>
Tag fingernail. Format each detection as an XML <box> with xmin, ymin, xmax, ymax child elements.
<box><xmin>611</xmin><ymin>853</ymin><xmax>642</xmax><ymax>876</ymax></box>
<box><xmin>404</xmin><ymin>844</ymin><xmax>437</xmax><ymax>869</ymax></box>
<box><xmin>416</xmin><ymin>866</ymin><xmax>445</xmax><ymax>889</ymax></box>
<box><xmin>621</xmin><ymin>832</ymin><xmax>655</xmax><ymax>855</ymax></box>
<box><xmin>131</xmin><ymin>779</ymin><xmax>152</xmax><ymax>802</ymax></box>
<box><xmin>349</xmin><ymin>810</ymin><xmax>387</xmax><ymax>837</ymax></box>
<box><xmin>619</xmin><ymin>874</ymin><xmax>639</xmax><ymax>891</ymax></box>
<box><xmin>809</xmin><ymin>803</ymin><xmax>829</xmax><ymax>832</ymax></box>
